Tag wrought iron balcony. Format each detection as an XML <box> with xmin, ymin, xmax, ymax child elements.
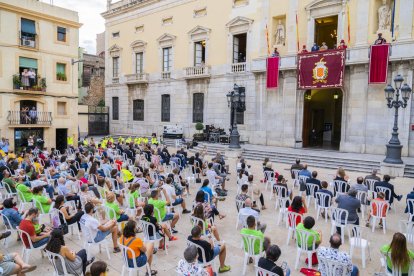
<box><xmin>13</xmin><ymin>74</ymin><xmax>46</xmax><ymax>93</ymax></box>
<box><xmin>184</xmin><ymin>66</ymin><xmax>211</xmax><ymax>79</ymax></box>
<box><xmin>231</xmin><ymin>62</ymin><xmax>247</xmax><ymax>73</ymax></box>
<box><xmin>7</xmin><ymin>111</ymin><xmax>52</xmax><ymax>126</ymax></box>
<box><xmin>125</xmin><ymin>73</ymin><xmax>149</xmax><ymax>84</ymax></box>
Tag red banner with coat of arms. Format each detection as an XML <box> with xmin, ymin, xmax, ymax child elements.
<box><xmin>297</xmin><ymin>49</ymin><xmax>346</xmax><ymax>89</ymax></box>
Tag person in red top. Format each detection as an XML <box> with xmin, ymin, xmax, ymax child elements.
<box><xmin>115</xmin><ymin>157</ymin><xmax>123</xmax><ymax>171</ymax></box>
<box><xmin>288</xmin><ymin>196</ymin><xmax>308</xmax><ymax>226</ymax></box>
<box><xmin>366</xmin><ymin>192</ymin><xmax>389</xmax><ymax>227</ymax></box>
<box><xmin>19</xmin><ymin>208</ymin><xmax>51</xmax><ymax>248</ymax></box>
<box><xmin>337</xmin><ymin>39</ymin><xmax>348</xmax><ymax>49</ymax></box>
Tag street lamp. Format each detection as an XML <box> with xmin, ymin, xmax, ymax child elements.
<box><xmin>383</xmin><ymin>74</ymin><xmax>412</xmax><ymax>164</ymax></box>
<box><xmin>226</xmin><ymin>84</ymin><xmax>246</xmax><ymax>149</ymax></box>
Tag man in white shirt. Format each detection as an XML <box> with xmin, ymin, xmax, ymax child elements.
<box><xmin>162</xmin><ymin>177</ymin><xmax>191</xmax><ymax>214</ymax></box>
<box><xmin>238</xmin><ymin>198</ymin><xmax>267</xmax><ymax>233</ymax></box>
<box><xmin>206</xmin><ymin>163</ymin><xmax>225</xmax><ymax>190</ymax></box>
<box><xmin>79</xmin><ymin>202</ymin><xmax>120</xmax><ymax>253</ymax></box>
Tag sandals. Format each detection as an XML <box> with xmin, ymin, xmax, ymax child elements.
<box><xmin>113</xmin><ymin>247</ymin><xmax>121</xmax><ymax>253</ymax></box>
<box><xmin>218</xmin><ymin>265</ymin><xmax>231</xmax><ymax>273</ymax></box>
<box><xmin>145</xmin><ymin>270</ymin><xmax>158</xmax><ymax>276</ymax></box>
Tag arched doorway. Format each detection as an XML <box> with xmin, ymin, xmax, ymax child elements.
<box><xmin>302</xmin><ymin>89</ymin><xmax>343</xmax><ymax>150</ymax></box>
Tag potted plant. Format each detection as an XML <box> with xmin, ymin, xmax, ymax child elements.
<box><xmin>13</xmin><ymin>74</ymin><xmax>22</xmax><ymax>89</ymax></box>
<box><xmin>40</xmin><ymin>78</ymin><xmax>47</xmax><ymax>92</ymax></box>
<box><xmin>57</xmin><ymin>72</ymin><xmax>67</xmax><ymax>81</ymax></box>
<box><xmin>193</xmin><ymin>122</ymin><xmax>205</xmax><ymax>141</ymax></box>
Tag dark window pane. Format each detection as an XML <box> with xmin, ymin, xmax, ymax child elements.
<box><xmin>112</xmin><ymin>97</ymin><xmax>119</xmax><ymax>120</ymax></box>
<box><xmin>236</xmin><ymin>111</ymin><xmax>244</xmax><ymax>125</ymax></box>
<box><xmin>193</xmin><ymin>93</ymin><xmax>204</xmax><ymax>123</ymax></box>
<box><xmin>161</xmin><ymin>94</ymin><xmax>170</xmax><ymax>122</ymax></box>
<box><xmin>133</xmin><ymin>99</ymin><xmax>144</xmax><ymax>121</ymax></box>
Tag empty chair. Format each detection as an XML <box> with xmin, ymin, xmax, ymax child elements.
<box><xmin>315</xmin><ymin>192</ymin><xmax>332</xmax><ymax>222</ymax></box>
<box><xmin>294</xmin><ymin>228</ymin><xmax>318</xmax><ymax>269</ymax></box>
<box><xmin>330</xmin><ymin>208</ymin><xmax>348</xmax><ymax>242</ymax></box>
<box><xmin>241</xmin><ymin>233</ymin><xmax>264</xmax><ymax>275</ymax></box>
<box><xmin>348</xmin><ymin>225</ymin><xmax>371</xmax><ymax>268</ymax></box>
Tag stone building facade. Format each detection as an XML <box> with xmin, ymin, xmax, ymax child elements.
<box><xmin>78</xmin><ymin>53</ymin><xmax>105</xmax><ymax>106</ymax></box>
<box><xmin>102</xmin><ymin>0</ymin><xmax>414</xmax><ymax>158</ymax></box>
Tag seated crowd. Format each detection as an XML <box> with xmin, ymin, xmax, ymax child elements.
<box><xmin>0</xmin><ymin>137</ymin><xmax>412</xmax><ymax>276</ymax></box>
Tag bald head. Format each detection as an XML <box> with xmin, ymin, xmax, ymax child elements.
<box><xmin>329</xmin><ymin>233</ymin><xmax>342</xmax><ymax>249</ymax></box>
<box><xmin>244</xmin><ymin>198</ymin><xmax>252</xmax><ymax>207</ymax></box>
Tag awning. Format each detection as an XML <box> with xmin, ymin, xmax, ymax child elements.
<box><xmin>19</xmin><ymin>57</ymin><xmax>38</xmax><ymax>69</ymax></box>
<box><xmin>21</xmin><ymin>18</ymin><xmax>36</xmax><ymax>34</ymax></box>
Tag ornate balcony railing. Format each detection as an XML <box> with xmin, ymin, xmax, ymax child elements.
<box><xmin>231</xmin><ymin>62</ymin><xmax>247</xmax><ymax>73</ymax></box>
<box><xmin>184</xmin><ymin>66</ymin><xmax>210</xmax><ymax>79</ymax></box>
<box><xmin>7</xmin><ymin>111</ymin><xmax>52</xmax><ymax>126</ymax></box>
<box><xmin>161</xmin><ymin>71</ymin><xmax>171</xmax><ymax>79</ymax></box>
<box><xmin>125</xmin><ymin>73</ymin><xmax>149</xmax><ymax>84</ymax></box>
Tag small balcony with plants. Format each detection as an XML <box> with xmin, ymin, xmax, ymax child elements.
<box><xmin>13</xmin><ymin>74</ymin><xmax>46</xmax><ymax>93</ymax></box>
<box><xmin>56</xmin><ymin>72</ymin><xmax>67</xmax><ymax>81</ymax></box>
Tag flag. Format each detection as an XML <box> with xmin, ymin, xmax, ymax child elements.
<box><xmin>265</xmin><ymin>23</ymin><xmax>270</xmax><ymax>56</ymax></box>
<box><xmin>347</xmin><ymin>2</ymin><xmax>351</xmax><ymax>44</ymax></box>
<box><xmin>391</xmin><ymin>0</ymin><xmax>396</xmax><ymax>40</ymax></box>
<box><xmin>296</xmin><ymin>13</ymin><xmax>300</xmax><ymax>52</ymax></box>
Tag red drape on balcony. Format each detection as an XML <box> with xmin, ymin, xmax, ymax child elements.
<box><xmin>369</xmin><ymin>44</ymin><xmax>390</xmax><ymax>84</ymax></box>
<box><xmin>266</xmin><ymin>57</ymin><xmax>279</xmax><ymax>89</ymax></box>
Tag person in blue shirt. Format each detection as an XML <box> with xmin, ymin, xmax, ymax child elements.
<box><xmin>405</xmin><ymin>188</ymin><xmax>414</xmax><ymax>221</ymax></box>
<box><xmin>200</xmin><ymin>179</ymin><xmax>214</xmax><ymax>204</ymax></box>
<box><xmin>311</xmin><ymin>43</ymin><xmax>320</xmax><ymax>52</ymax></box>
<box><xmin>1</xmin><ymin>198</ymin><xmax>23</xmax><ymax>229</ymax></box>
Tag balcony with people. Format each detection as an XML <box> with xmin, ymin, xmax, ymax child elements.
<box><xmin>7</xmin><ymin>101</ymin><xmax>52</xmax><ymax>127</ymax></box>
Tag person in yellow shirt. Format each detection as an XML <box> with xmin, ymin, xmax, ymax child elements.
<box><xmin>125</xmin><ymin>137</ymin><xmax>132</xmax><ymax>144</ymax></box>
<box><xmin>121</xmin><ymin>164</ymin><xmax>134</xmax><ymax>183</ymax></box>
<box><xmin>33</xmin><ymin>158</ymin><xmax>44</xmax><ymax>173</ymax></box>
<box><xmin>118</xmin><ymin>137</ymin><xmax>124</xmax><ymax>143</ymax></box>
<box><xmin>7</xmin><ymin>151</ymin><xmax>16</xmax><ymax>159</ymax></box>
<box><xmin>0</xmin><ymin>149</ymin><xmax>5</xmax><ymax>157</ymax></box>
<box><xmin>67</xmin><ymin>134</ymin><xmax>74</xmax><ymax>148</ymax></box>
<box><xmin>82</xmin><ymin>137</ymin><xmax>88</xmax><ymax>147</ymax></box>
<box><xmin>151</xmin><ymin>133</ymin><xmax>159</xmax><ymax>145</ymax></box>
<box><xmin>142</xmin><ymin>137</ymin><xmax>149</xmax><ymax>145</ymax></box>
<box><xmin>109</xmin><ymin>137</ymin><xmax>114</xmax><ymax>143</ymax></box>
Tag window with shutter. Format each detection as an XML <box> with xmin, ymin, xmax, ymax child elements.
<box><xmin>135</xmin><ymin>52</ymin><xmax>143</xmax><ymax>74</ymax></box>
<box><xmin>133</xmin><ymin>100</ymin><xmax>144</xmax><ymax>121</ymax></box>
<box><xmin>112</xmin><ymin>97</ymin><xmax>119</xmax><ymax>120</ymax></box>
<box><xmin>193</xmin><ymin>93</ymin><xmax>204</xmax><ymax>123</ymax></box>
<box><xmin>162</xmin><ymin>47</ymin><xmax>172</xmax><ymax>72</ymax></box>
<box><xmin>161</xmin><ymin>95</ymin><xmax>170</xmax><ymax>122</ymax></box>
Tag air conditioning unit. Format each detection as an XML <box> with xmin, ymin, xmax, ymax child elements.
<box><xmin>22</xmin><ymin>38</ymin><xmax>35</xmax><ymax>47</ymax></box>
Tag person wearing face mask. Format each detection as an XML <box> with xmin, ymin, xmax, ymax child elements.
<box><xmin>1</xmin><ymin>198</ymin><xmax>24</xmax><ymax>230</ymax></box>
<box><xmin>18</xmin><ymin>208</ymin><xmax>51</xmax><ymax>248</ymax></box>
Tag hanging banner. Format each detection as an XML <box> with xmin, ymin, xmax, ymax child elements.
<box><xmin>369</xmin><ymin>44</ymin><xmax>390</xmax><ymax>84</ymax></box>
<box><xmin>297</xmin><ymin>49</ymin><xmax>346</xmax><ymax>89</ymax></box>
<box><xmin>266</xmin><ymin>57</ymin><xmax>279</xmax><ymax>89</ymax></box>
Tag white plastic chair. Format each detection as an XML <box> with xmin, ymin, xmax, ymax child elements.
<box><xmin>315</xmin><ymin>192</ymin><xmax>332</xmax><ymax>222</ymax></box>
<box><xmin>380</xmin><ymin>251</ymin><xmax>414</xmax><ymax>276</ymax></box>
<box><xmin>264</xmin><ymin>171</ymin><xmax>275</xmax><ymax>191</ymax></box>
<box><xmin>406</xmin><ymin>199</ymin><xmax>414</xmax><ymax>221</ymax></box>
<box><xmin>236</xmin><ymin>199</ymin><xmax>245</xmax><ymax>213</ymax></box>
<box><xmin>318</xmin><ymin>257</ymin><xmax>350</xmax><ymax>276</ymax></box>
<box><xmin>255</xmin><ymin>266</ymin><xmax>279</xmax><ymax>276</ymax></box>
<box><xmin>365</xmin><ymin>179</ymin><xmax>377</xmax><ymax>191</ymax></box>
<box><xmin>141</xmin><ymin>220</ymin><xmax>167</xmax><ymax>254</ymax></box>
<box><xmin>298</xmin><ymin>176</ymin><xmax>309</xmax><ymax>196</ymax></box>
<box><xmin>330</xmin><ymin>207</ymin><xmax>348</xmax><ymax>242</ymax></box>
<box><xmin>333</xmin><ymin>180</ymin><xmax>348</xmax><ymax>197</ymax></box>
<box><xmin>1</xmin><ymin>214</ymin><xmax>17</xmax><ymax>247</ymax></box>
<box><xmin>273</xmin><ymin>186</ymin><xmax>289</xmax><ymax>225</ymax></box>
<box><xmin>399</xmin><ymin>220</ymin><xmax>414</xmax><ymax>244</ymax></box>
<box><xmin>356</xmin><ymin>190</ymin><xmax>368</xmax><ymax>220</ymax></box>
<box><xmin>57</xmin><ymin>208</ymin><xmax>81</xmax><ymax>240</ymax></box>
<box><xmin>369</xmin><ymin>200</ymin><xmax>389</xmax><ymax>233</ymax></box>
<box><xmin>236</xmin><ymin>213</ymin><xmax>251</xmax><ymax>230</ymax></box>
<box><xmin>291</xmin><ymin>169</ymin><xmax>300</xmax><ymax>189</ymax></box>
<box><xmin>2</xmin><ymin>181</ymin><xmax>17</xmax><ymax>198</ymax></box>
<box><xmin>79</xmin><ymin>223</ymin><xmax>111</xmax><ymax>260</ymax></box>
<box><xmin>187</xmin><ymin>240</ymin><xmax>216</xmax><ymax>273</ymax></box>
<box><xmin>16</xmin><ymin>189</ymin><xmax>33</xmax><ymax>212</ymax></box>
<box><xmin>45</xmin><ymin>250</ymin><xmax>81</xmax><ymax>276</ymax></box>
<box><xmin>241</xmin><ymin>233</ymin><xmax>264</xmax><ymax>275</ymax></box>
<box><xmin>286</xmin><ymin>211</ymin><xmax>303</xmax><ymax>245</ymax></box>
<box><xmin>119</xmin><ymin>244</ymin><xmax>150</xmax><ymax>276</ymax></box>
<box><xmin>305</xmin><ymin>183</ymin><xmax>319</xmax><ymax>209</ymax></box>
<box><xmin>16</xmin><ymin>226</ymin><xmax>46</xmax><ymax>263</ymax></box>
<box><xmin>348</xmin><ymin>225</ymin><xmax>371</xmax><ymax>268</ymax></box>
<box><xmin>376</xmin><ymin>186</ymin><xmax>395</xmax><ymax>213</ymax></box>
<box><xmin>294</xmin><ymin>229</ymin><xmax>318</xmax><ymax>269</ymax></box>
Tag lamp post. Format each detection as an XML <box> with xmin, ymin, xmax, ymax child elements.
<box><xmin>383</xmin><ymin>74</ymin><xmax>412</xmax><ymax>164</ymax></box>
<box><xmin>226</xmin><ymin>84</ymin><xmax>246</xmax><ymax>149</ymax></box>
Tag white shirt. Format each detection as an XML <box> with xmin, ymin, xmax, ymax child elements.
<box><xmin>206</xmin><ymin>169</ymin><xmax>218</xmax><ymax>185</ymax></box>
<box><xmin>80</xmin><ymin>214</ymin><xmax>99</xmax><ymax>242</ymax></box>
<box><xmin>239</xmin><ymin>207</ymin><xmax>260</xmax><ymax>222</ymax></box>
<box><xmin>162</xmin><ymin>184</ymin><xmax>176</xmax><ymax>201</ymax></box>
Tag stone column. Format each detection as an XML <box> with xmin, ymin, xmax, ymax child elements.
<box><xmin>337</xmin><ymin>1</ymin><xmax>346</xmax><ymax>44</ymax></box>
<box><xmin>306</xmin><ymin>11</ymin><xmax>315</xmax><ymax>50</ymax></box>
<box><xmin>287</xmin><ymin>0</ymin><xmax>299</xmax><ymax>54</ymax></box>
<box><xmin>354</xmin><ymin>0</ymin><xmax>370</xmax><ymax>46</ymax></box>
<box><xmin>398</xmin><ymin>0</ymin><xmax>414</xmax><ymax>41</ymax></box>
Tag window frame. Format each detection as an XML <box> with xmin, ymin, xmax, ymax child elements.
<box><xmin>194</xmin><ymin>41</ymin><xmax>206</xmax><ymax>66</ymax></box>
<box><xmin>162</xmin><ymin>47</ymin><xmax>172</xmax><ymax>72</ymax></box>
<box><xmin>161</xmin><ymin>94</ymin><xmax>171</xmax><ymax>122</ymax></box>
<box><xmin>135</xmin><ymin>52</ymin><xmax>143</xmax><ymax>74</ymax></box>
<box><xmin>133</xmin><ymin>99</ymin><xmax>145</xmax><ymax>121</ymax></box>
<box><xmin>112</xmin><ymin>97</ymin><xmax>119</xmax><ymax>120</ymax></box>
<box><xmin>112</xmin><ymin>57</ymin><xmax>119</xmax><ymax>78</ymax></box>
<box><xmin>57</xmin><ymin>26</ymin><xmax>67</xmax><ymax>42</ymax></box>
<box><xmin>192</xmin><ymin>93</ymin><xmax>204</xmax><ymax>123</ymax></box>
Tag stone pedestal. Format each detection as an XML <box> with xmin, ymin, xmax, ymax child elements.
<box><xmin>380</xmin><ymin>162</ymin><xmax>406</xmax><ymax>177</ymax></box>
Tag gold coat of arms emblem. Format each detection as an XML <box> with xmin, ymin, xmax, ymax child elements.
<box><xmin>312</xmin><ymin>57</ymin><xmax>328</xmax><ymax>84</ymax></box>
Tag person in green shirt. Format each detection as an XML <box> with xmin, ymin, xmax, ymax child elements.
<box><xmin>241</xmin><ymin>215</ymin><xmax>269</xmax><ymax>255</ymax></box>
<box><xmin>32</xmin><ymin>186</ymin><xmax>52</xmax><ymax>214</ymax></box>
<box><xmin>127</xmin><ymin>183</ymin><xmax>144</xmax><ymax>216</ymax></box>
<box><xmin>148</xmin><ymin>189</ymin><xmax>180</xmax><ymax>233</ymax></box>
<box><xmin>380</xmin><ymin>232</ymin><xmax>414</xmax><ymax>276</ymax></box>
<box><xmin>15</xmin><ymin>182</ymin><xmax>33</xmax><ymax>202</ymax></box>
<box><xmin>296</xmin><ymin>216</ymin><xmax>322</xmax><ymax>250</ymax></box>
<box><xmin>2</xmin><ymin>169</ymin><xmax>16</xmax><ymax>193</ymax></box>
<box><xmin>105</xmin><ymin>192</ymin><xmax>129</xmax><ymax>223</ymax></box>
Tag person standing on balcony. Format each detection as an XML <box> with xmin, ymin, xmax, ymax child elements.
<box><xmin>28</xmin><ymin>69</ymin><xmax>36</xmax><ymax>88</ymax></box>
<box><xmin>29</xmin><ymin>107</ymin><xmax>37</xmax><ymax>124</ymax></box>
<box><xmin>21</xmin><ymin>69</ymin><xmax>30</xmax><ymax>90</ymax></box>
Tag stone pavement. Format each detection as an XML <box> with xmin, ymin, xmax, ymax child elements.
<box><xmin>2</xmin><ymin>153</ymin><xmax>414</xmax><ymax>276</ymax></box>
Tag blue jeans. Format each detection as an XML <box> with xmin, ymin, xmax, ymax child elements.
<box><xmin>127</xmin><ymin>253</ymin><xmax>147</xmax><ymax>268</ymax></box>
<box><xmin>45</xmin><ymin>185</ymin><xmax>55</xmax><ymax>199</ymax></box>
<box><xmin>94</xmin><ymin>230</ymin><xmax>110</xmax><ymax>243</ymax></box>
<box><xmin>162</xmin><ymin>213</ymin><xmax>174</xmax><ymax>222</ymax></box>
<box><xmin>172</xmin><ymin>198</ymin><xmax>183</xmax><ymax>206</ymax></box>
<box><xmin>117</xmin><ymin>214</ymin><xmax>129</xmax><ymax>222</ymax></box>
<box><xmin>32</xmin><ymin>237</ymin><xmax>49</xmax><ymax>248</ymax></box>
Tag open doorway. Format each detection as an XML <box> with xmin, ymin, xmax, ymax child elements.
<box><xmin>315</xmin><ymin>15</ymin><xmax>338</xmax><ymax>49</ymax></box>
<box><xmin>233</xmin><ymin>33</ymin><xmax>247</xmax><ymax>63</ymax></box>
<box><xmin>56</xmin><ymin>128</ymin><xmax>67</xmax><ymax>153</ymax></box>
<box><xmin>302</xmin><ymin>89</ymin><xmax>343</xmax><ymax>150</ymax></box>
